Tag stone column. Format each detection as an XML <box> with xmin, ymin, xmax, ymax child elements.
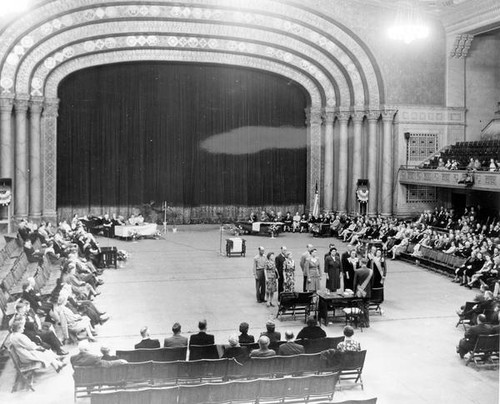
<box><xmin>41</xmin><ymin>98</ymin><xmax>59</xmax><ymax>221</ymax></box>
<box><xmin>29</xmin><ymin>97</ymin><xmax>44</xmax><ymax>221</ymax></box>
<box><xmin>336</xmin><ymin>111</ymin><xmax>350</xmax><ymax>213</ymax></box>
<box><xmin>366</xmin><ymin>110</ymin><xmax>380</xmax><ymax>215</ymax></box>
<box><xmin>350</xmin><ymin>111</ymin><xmax>364</xmax><ymax>213</ymax></box>
<box><xmin>380</xmin><ymin>109</ymin><xmax>396</xmax><ymax>216</ymax></box>
<box><xmin>305</xmin><ymin>107</ymin><xmax>323</xmax><ymax>211</ymax></box>
<box><xmin>14</xmin><ymin>95</ymin><xmax>30</xmax><ymax>219</ymax></box>
<box><xmin>0</xmin><ymin>95</ymin><xmax>14</xmax><ymax>178</ymax></box>
<box><xmin>322</xmin><ymin>107</ymin><xmax>335</xmax><ymax>212</ymax></box>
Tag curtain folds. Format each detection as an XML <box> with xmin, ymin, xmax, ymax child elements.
<box><xmin>57</xmin><ymin>62</ymin><xmax>307</xmax><ymax>213</ymax></box>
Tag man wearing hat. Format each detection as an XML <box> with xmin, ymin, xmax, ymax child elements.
<box><xmin>260</xmin><ymin>320</ymin><xmax>281</xmax><ymax>343</ymax></box>
<box><xmin>253</xmin><ymin>246</ymin><xmax>267</xmax><ymax>303</ymax></box>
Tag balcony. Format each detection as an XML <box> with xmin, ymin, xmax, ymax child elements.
<box><xmin>398</xmin><ymin>167</ymin><xmax>500</xmax><ymax>192</ymax></box>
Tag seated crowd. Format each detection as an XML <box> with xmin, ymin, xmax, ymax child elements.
<box><xmin>8</xmin><ymin>217</ymin><xmax>112</xmax><ymax>376</ymax></box>
<box><xmin>70</xmin><ymin>318</ymin><xmax>361</xmax><ymax>368</ymax></box>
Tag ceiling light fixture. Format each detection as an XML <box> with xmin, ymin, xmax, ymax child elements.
<box><xmin>388</xmin><ymin>1</ymin><xmax>430</xmax><ymax>44</ymax></box>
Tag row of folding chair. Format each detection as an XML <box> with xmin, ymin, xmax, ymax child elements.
<box><xmin>0</xmin><ymin>236</ymin><xmax>22</xmax><ymax>268</ymax></box>
<box><xmin>75</xmin><ymin>351</ymin><xmax>367</xmax><ymax>397</ymax></box>
<box><xmin>90</xmin><ymin>372</ymin><xmax>341</xmax><ymax>404</ymax></box>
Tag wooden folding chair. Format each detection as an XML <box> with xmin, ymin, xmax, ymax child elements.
<box><xmin>338</xmin><ymin>350</ymin><xmax>367</xmax><ymax>389</ymax></box>
<box><xmin>465</xmin><ymin>334</ymin><xmax>499</xmax><ymax>367</ymax></box>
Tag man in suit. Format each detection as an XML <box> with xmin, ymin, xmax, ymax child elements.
<box><xmin>275</xmin><ymin>246</ymin><xmax>287</xmax><ymax>300</ymax></box>
<box><xmin>249</xmin><ymin>336</ymin><xmax>276</xmax><ymax>357</ymax></box>
<box><xmin>164</xmin><ymin>322</ymin><xmax>188</xmax><ymax>348</ymax></box>
<box><xmin>189</xmin><ymin>319</ymin><xmax>215</xmax><ymax>346</ymax></box>
<box><xmin>457</xmin><ymin>314</ymin><xmax>493</xmax><ymax>358</ymax></box>
<box><xmin>253</xmin><ymin>246</ymin><xmax>267</xmax><ymax>303</ymax></box>
<box><xmin>134</xmin><ymin>326</ymin><xmax>161</xmax><ymax>349</ymax></box>
<box><xmin>278</xmin><ymin>331</ymin><xmax>305</xmax><ymax>356</ymax></box>
<box><xmin>300</xmin><ymin>244</ymin><xmax>314</xmax><ymax>292</ymax></box>
<box><xmin>71</xmin><ymin>340</ymin><xmax>126</xmax><ymax>367</ymax></box>
<box><xmin>353</xmin><ymin>258</ymin><xmax>373</xmax><ymax>328</ymax></box>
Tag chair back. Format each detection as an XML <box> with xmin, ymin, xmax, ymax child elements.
<box><xmin>341</xmin><ymin>350</ymin><xmax>367</xmax><ymax>371</ymax></box>
<box><xmin>151</xmin><ymin>361</ymin><xmax>179</xmax><ymax>383</ymax></box>
<box><xmin>474</xmin><ymin>334</ymin><xmax>499</xmax><ymax>353</ymax></box>
<box><xmin>116</xmin><ymin>347</ymin><xmax>186</xmax><ymax>362</ymax></box>
<box><xmin>188</xmin><ymin>344</ymin><xmax>219</xmax><ymax>360</ymax></box>
<box><xmin>308</xmin><ymin>372</ymin><xmax>340</xmax><ymax>398</ymax></box>
<box><xmin>258</xmin><ymin>377</ymin><xmax>288</xmax><ymax>401</ymax></box>
<box><xmin>178</xmin><ymin>383</ymin><xmax>212</xmax><ymax>404</ymax></box>
<box><xmin>177</xmin><ymin>358</ymin><xmax>228</xmax><ymax>381</ymax></box>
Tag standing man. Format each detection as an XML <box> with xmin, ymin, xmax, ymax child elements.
<box><xmin>275</xmin><ymin>246</ymin><xmax>287</xmax><ymax>300</ymax></box>
<box><xmin>253</xmin><ymin>246</ymin><xmax>267</xmax><ymax>303</ymax></box>
<box><xmin>300</xmin><ymin>244</ymin><xmax>314</xmax><ymax>292</ymax></box>
<box><xmin>353</xmin><ymin>258</ymin><xmax>373</xmax><ymax>328</ymax></box>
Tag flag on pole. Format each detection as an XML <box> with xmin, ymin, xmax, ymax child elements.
<box><xmin>312</xmin><ymin>182</ymin><xmax>320</xmax><ymax>218</ymax></box>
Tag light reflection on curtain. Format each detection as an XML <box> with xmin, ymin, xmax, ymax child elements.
<box><xmin>57</xmin><ymin>62</ymin><xmax>308</xmax><ymax>213</ymax></box>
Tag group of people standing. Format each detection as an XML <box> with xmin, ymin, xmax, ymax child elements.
<box><xmin>252</xmin><ymin>243</ymin><xmax>388</xmax><ymax>310</ymax></box>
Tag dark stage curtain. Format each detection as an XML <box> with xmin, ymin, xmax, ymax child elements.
<box><xmin>57</xmin><ymin>63</ymin><xmax>307</xmax><ymax>211</ymax></box>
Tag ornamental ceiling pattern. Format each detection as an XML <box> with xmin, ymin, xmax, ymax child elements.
<box><xmin>0</xmin><ymin>0</ymin><xmax>386</xmax><ymax>109</ymax></box>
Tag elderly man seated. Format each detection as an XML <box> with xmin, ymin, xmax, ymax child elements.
<box><xmin>222</xmin><ymin>335</ymin><xmax>249</xmax><ymax>363</ymax></box>
<box><xmin>70</xmin><ymin>340</ymin><xmax>126</xmax><ymax>367</ymax></box>
<box><xmin>456</xmin><ymin>314</ymin><xmax>493</xmax><ymax>359</ymax></box>
<box><xmin>249</xmin><ymin>336</ymin><xmax>276</xmax><ymax>358</ymax></box>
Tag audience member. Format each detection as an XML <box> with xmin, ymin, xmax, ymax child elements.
<box><xmin>164</xmin><ymin>322</ymin><xmax>188</xmax><ymax>348</ymax></box>
<box><xmin>238</xmin><ymin>322</ymin><xmax>255</xmax><ymax>344</ymax></box>
<box><xmin>260</xmin><ymin>320</ymin><xmax>281</xmax><ymax>343</ymax></box>
<box><xmin>456</xmin><ymin>314</ymin><xmax>492</xmax><ymax>358</ymax></box>
<box><xmin>296</xmin><ymin>316</ymin><xmax>326</xmax><ymax>340</ymax></box>
<box><xmin>337</xmin><ymin>326</ymin><xmax>361</xmax><ymax>352</ymax></box>
<box><xmin>10</xmin><ymin>319</ymin><xmax>66</xmax><ymax>373</ymax></box>
<box><xmin>71</xmin><ymin>340</ymin><xmax>126</xmax><ymax>367</ymax></box>
<box><xmin>189</xmin><ymin>319</ymin><xmax>215</xmax><ymax>346</ymax></box>
<box><xmin>134</xmin><ymin>326</ymin><xmax>160</xmax><ymax>349</ymax></box>
<box><xmin>249</xmin><ymin>336</ymin><xmax>276</xmax><ymax>357</ymax></box>
<box><xmin>100</xmin><ymin>346</ymin><xmax>118</xmax><ymax>361</ymax></box>
<box><xmin>222</xmin><ymin>335</ymin><xmax>249</xmax><ymax>363</ymax></box>
<box><xmin>278</xmin><ymin>331</ymin><xmax>305</xmax><ymax>356</ymax></box>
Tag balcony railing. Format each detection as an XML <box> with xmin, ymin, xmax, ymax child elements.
<box><xmin>399</xmin><ymin>166</ymin><xmax>500</xmax><ymax>192</ymax></box>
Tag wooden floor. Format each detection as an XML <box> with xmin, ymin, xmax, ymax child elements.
<box><xmin>0</xmin><ymin>225</ymin><xmax>498</xmax><ymax>404</ymax></box>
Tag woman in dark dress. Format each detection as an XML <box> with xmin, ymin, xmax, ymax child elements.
<box><xmin>324</xmin><ymin>247</ymin><xmax>341</xmax><ymax>292</ymax></box>
<box><xmin>370</xmin><ymin>249</ymin><xmax>387</xmax><ymax>302</ymax></box>
<box><xmin>343</xmin><ymin>250</ymin><xmax>359</xmax><ymax>291</ymax></box>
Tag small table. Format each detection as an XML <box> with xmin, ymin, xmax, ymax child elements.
<box><xmin>226</xmin><ymin>238</ymin><xmax>246</xmax><ymax>257</ymax></box>
<box><xmin>317</xmin><ymin>291</ymin><xmax>363</xmax><ymax>326</ymax></box>
<box><xmin>114</xmin><ymin>223</ymin><xmax>158</xmax><ymax>239</ymax></box>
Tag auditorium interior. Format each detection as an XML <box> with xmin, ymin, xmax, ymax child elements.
<box><xmin>0</xmin><ymin>0</ymin><xmax>499</xmax><ymax>403</ymax></box>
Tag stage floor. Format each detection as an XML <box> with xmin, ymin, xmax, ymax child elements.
<box><xmin>0</xmin><ymin>225</ymin><xmax>498</xmax><ymax>403</ymax></box>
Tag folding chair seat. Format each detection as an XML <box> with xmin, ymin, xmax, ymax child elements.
<box><xmin>258</xmin><ymin>377</ymin><xmax>288</xmax><ymax>402</ymax></box>
<box><xmin>338</xmin><ymin>350</ymin><xmax>367</xmax><ymax>389</ymax></box>
<box><xmin>307</xmin><ymin>372</ymin><xmax>339</xmax><ymax>401</ymax></box>
<box><xmin>178</xmin><ymin>383</ymin><xmax>212</xmax><ymax>404</ymax></box>
<box><xmin>188</xmin><ymin>344</ymin><xmax>219</xmax><ymax>361</ymax></box>
<box><xmin>8</xmin><ymin>345</ymin><xmax>43</xmax><ymax>392</ymax></box>
<box><xmin>151</xmin><ymin>361</ymin><xmax>179</xmax><ymax>384</ymax></box>
<box><xmin>177</xmin><ymin>359</ymin><xmax>228</xmax><ymax>382</ymax></box>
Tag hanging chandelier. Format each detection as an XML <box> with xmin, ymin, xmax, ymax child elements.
<box><xmin>387</xmin><ymin>1</ymin><xmax>430</xmax><ymax>44</ymax></box>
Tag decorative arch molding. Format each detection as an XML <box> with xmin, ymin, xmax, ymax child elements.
<box><xmin>0</xmin><ymin>0</ymin><xmax>390</xmax><ymax>220</ymax></box>
<box><xmin>0</xmin><ymin>0</ymin><xmax>384</xmax><ymax>107</ymax></box>
<box><xmin>44</xmin><ymin>50</ymin><xmax>321</xmax><ymax>105</ymax></box>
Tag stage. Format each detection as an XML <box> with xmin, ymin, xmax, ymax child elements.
<box><xmin>0</xmin><ymin>225</ymin><xmax>497</xmax><ymax>404</ymax></box>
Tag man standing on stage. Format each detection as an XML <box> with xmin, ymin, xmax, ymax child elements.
<box><xmin>253</xmin><ymin>246</ymin><xmax>267</xmax><ymax>303</ymax></box>
<box><xmin>300</xmin><ymin>244</ymin><xmax>314</xmax><ymax>292</ymax></box>
<box><xmin>275</xmin><ymin>246</ymin><xmax>287</xmax><ymax>300</ymax></box>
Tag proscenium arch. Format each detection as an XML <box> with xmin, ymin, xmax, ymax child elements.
<box><xmin>0</xmin><ymin>0</ymin><xmax>385</xmax><ymax>108</ymax></box>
